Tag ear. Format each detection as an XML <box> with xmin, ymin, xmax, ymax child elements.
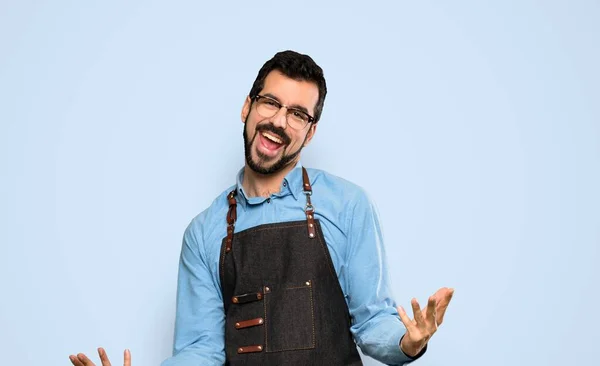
<box><xmin>303</xmin><ymin>124</ymin><xmax>318</xmax><ymax>147</ymax></box>
<box><xmin>241</xmin><ymin>96</ymin><xmax>251</xmax><ymax>123</ymax></box>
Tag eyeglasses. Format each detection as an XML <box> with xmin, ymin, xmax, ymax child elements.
<box><xmin>251</xmin><ymin>95</ymin><xmax>315</xmax><ymax>130</ymax></box>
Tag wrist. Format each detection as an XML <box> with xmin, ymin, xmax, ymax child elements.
<box><xmin>400</xmin><ymin>335</ymin><xmax>425</xmax><ymax>358</ymax></box>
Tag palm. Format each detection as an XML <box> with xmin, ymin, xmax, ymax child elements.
<box><xmin>397</xmin><ymin>287</ymin><xmax>454</xmax><ymax>356</ymax></box>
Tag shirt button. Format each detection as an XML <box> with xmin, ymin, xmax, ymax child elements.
<box><xmin>283</xmin><ymin>181</ymin><xmax>287</xmax><ymax>187</ymax></box>
<box><xmin>267</xmin><ymin>198</ymin><xmax>271</xmax><ymax>203</ymax></box>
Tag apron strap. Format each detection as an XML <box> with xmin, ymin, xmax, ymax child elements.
<box><xmin>302</xmin><ymin>167</ymin><xmax>317</xmax><ymax>239</ymax></box>
<box><xmin>225</xmin><ymin>167</ymin><xmax>316</xmax><ymax>253</ymax></box>
<box><xmin>225</xmin><ymin>190</ymin><xmax>237</xmax><ymax>253</ymax></box>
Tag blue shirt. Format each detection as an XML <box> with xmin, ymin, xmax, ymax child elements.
<box><xmin>161</xmin><ymin>162</ymin><xmax>422</xmax><ymax>366</ymax></box>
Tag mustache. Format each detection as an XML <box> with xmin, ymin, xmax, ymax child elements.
<box><xmin>255</xmin><ymin>124</ymin><xmax>291</xmax><ymax>145</ymax></box>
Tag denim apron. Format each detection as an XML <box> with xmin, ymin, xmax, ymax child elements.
<box><xmin>219</xmin><ymin>167</ymin><xmax>363</xmax><ymax>365</ymax></box>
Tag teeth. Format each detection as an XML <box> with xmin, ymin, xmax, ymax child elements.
<box><xmin>262</xmin><ymin>132</ymin><xmax>283</xmax><ymax>144</ymax></box>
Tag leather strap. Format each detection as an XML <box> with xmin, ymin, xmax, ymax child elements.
<box><xmin>235</xmin><ymin>317</ymin><xmax>264</xmax><ymax>329</ymax></box>
<box><xmin>302</xmin><ymin>167</ymin><xmax>312</xmax><ymax>193</ymax></box>
<box><xmin>225</xmin><ymin>190</ymin><xmax>237</xmax><ymax>253</ymax></box>
<box><xmin>302</xmin><ymin>167</ymin><xmax>316</xmax><ymax>239</ymax></box>
<box><xmin>237</xmin><ymin>345</ymin><xmax>263</xmax><ymax>354</ymax></box>
<box><xmin>232</xmin><ymin>292</ymin><xmax>263</xmax><ymax>304</ymax></box>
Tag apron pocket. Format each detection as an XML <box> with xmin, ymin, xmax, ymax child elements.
<box><xmin>264</xmin><ymin>280</ymin><xmax>316</xmax><ymax>352</ymax></box>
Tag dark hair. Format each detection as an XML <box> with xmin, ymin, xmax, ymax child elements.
<box><xmin>249</xmin><ymin>50</ymin><xmax>327</xmax><ymax>123</ymax></box>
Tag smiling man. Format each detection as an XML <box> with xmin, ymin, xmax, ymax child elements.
<box><xmin>69</xmin><ymin>50</ymin><xmax>453</xmax><ymax>366</ymax></box>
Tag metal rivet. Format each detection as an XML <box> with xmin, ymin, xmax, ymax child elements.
<box><xmin>265</xmin><ymin>287</ymin><xmax>270</xmax><ymax>292</ymax></box>
<box><xmin>232</xmin><ymin>297</ymin><xmax>238</xmax><ymax>303</ymax></box>
<box><xmin>305</xmin><ymin>281</ymin><xmax>310</xmax><ymax>286</ymax></box>
<box><xmin>258</xmin><ymin>346</ymin><xmax>263</xmax><ymax>351</ymax></box>
<box><xmin>309</xmin><ymin>233</ymin><xmax>314</xmax><ymax>238</ymax></box>
<box><xmin>257</xmin><ymin>293</ymin><xmax>262</xmax><ymax>299</ymax></box>
<box><xmin>308</xmin><ymin>215</ymin><xmax>312</xmax><ymax>219</ymax></box>
<box><xmin>235</xmin><ymin>322</ymin><xmax>240</xmax><ymax>327</ymax></box>
<box><xmin>259</xmin><ymin>318</ymin><xmax>263</xmax><ymax>324</ymax></box>
<box><xmin>238</xmin><ymin>348</ymin><xmax>243</xmax><ymax>352</ymax></box>
<box><xmin>309</xmin><ymin>223</ymin><xmax>313</xmax><ymax>228</ymax></box>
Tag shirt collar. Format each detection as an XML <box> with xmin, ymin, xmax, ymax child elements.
<box><xmin>234</xmin><ymin>161</ymin><xmax>304</xmax><ymax>209</ymax></box>
<box><xmin>284</xmin><ymin>161</ymin><xmax>303</xmax><ymax>201</ymax></box>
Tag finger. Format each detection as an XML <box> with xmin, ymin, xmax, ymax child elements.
<box><xmin>124</xmin><ymin>349</ymin><xmax>131</xmax><ymax>366</ymax></box>
<box><xmin>411</xmin><ymin>298</ymin><xmax>426</xmax><ymax>326</ymax></box>
<box><xmin>69</xmin><ymin>355</ymin><xmax>85</xmax><ymax>366</ymax></box>
<box><xmin>438</xmin><ymin>288</ymin><xmax>454</xmax><ymax>306</ymax></box>
<box><xmin>77</xmin><ymin>353</ymin><xmax>96</xmax><ymax>366</ymax></box>
<box><xmin>98</xmin><ymin>347</ymin><xmax>112</xmax><ymax>366</ymax></box>
<box><xmin>436</xmin><ymin>288</ymin><xmax>454</xmax><ymax>325</ymax></box>
<box><xmin>425</xmin><ymin>296</ymin><xmax>437</xmax><ymax>325</ymax></box>
<box><xmin>397</xmin><ymin>306</ymin><xmax>415</xmax><ymax>331</ymax></box>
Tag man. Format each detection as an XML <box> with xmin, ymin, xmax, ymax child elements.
<box><xmin>69</xmin><ymin>50</ymin><xmax>454</xmax><ymax>366</ymax></box>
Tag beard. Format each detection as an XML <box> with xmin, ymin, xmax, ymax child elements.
<box><xmin>243</xmin><ymin>117</ymin><xmax>307</xmax><ymax>175</ymax></box>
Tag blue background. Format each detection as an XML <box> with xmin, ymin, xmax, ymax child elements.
<box><xmin>1</xmin><ymin>1</ymin><xmax>598</xmax><ymax>365</ymax></box>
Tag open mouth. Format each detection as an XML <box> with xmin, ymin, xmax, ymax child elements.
<box><xmin>258</xmin><ymin>131</ymin><xmax>286</xmax><ymax>156</ymax></box>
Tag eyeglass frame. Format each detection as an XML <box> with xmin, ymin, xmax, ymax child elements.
<box><xmin>250</xmin><ymin>94</ymin><xmax>316</xmax><ymax>129</ymax></box>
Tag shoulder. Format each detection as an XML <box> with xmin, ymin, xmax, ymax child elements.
<box><xmin>306</xmin><ymin>168</ymin><xmax>380</xmax><ymax>238</ymax></box>
<box><xmin>306</xmin><ymin>167</ymin><xmax>371</xmax><ymax>204</ymax></box>
<box><xmin>183</xmin><ymin>185</ymin><xmax>235</xmax><ymax>253</ymax></box>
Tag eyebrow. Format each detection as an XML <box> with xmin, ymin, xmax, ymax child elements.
<box><xmin>263</xmin><ymin>93</ymin><xmax>311</xmax><ymax>116</ymax></box>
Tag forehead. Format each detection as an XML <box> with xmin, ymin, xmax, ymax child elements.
<box><xmin>261</xmin><ymin>70</ymin><xmax>319</xmax><ymax>113</ymax></box>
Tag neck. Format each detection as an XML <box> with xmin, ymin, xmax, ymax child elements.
<box><xmin>242</xmin><ymin>160</ymin><xmax>299</xmax><ymax>198</ymax></box>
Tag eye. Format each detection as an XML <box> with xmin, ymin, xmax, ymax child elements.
<box><xmin>290</xmin><ymin>110</ymin><xmax>309</xmax><ymax>123</ymax></box>
<box><xmin>297</xmin><ymin>111</ymin><xmax>308</xmax><ymax>120</ymax></box>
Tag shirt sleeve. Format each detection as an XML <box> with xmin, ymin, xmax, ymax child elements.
<box><xmin>345</xmin><ymin>189</ymin><xmax>426</xmax><ymax>365</ymax></box>
<box><xmin>161</xmin><ymin>220</ymin><xmax>226</xmax><ymax>366</ymax></box>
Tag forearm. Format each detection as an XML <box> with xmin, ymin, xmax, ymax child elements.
<box><xmin>164</xmin><ymin>222</ymin><xmax>226</xmax><ymax>365</ymax></box>
<box><xmin>344</xmin><ymin>190</ymin><xmax>426</xmax><ymax>364</ymax></box>
<box><xmin>352</xmin><ymin>313</ymin><xmax>423</xmax><ymax>365</ymax></box>
<box><xmin>161</xmin><ymin>341</ymin><xmax>225</xmax><ymax>366</ymax></box>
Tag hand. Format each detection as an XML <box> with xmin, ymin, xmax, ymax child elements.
<box><xmin>397</xmin><ymin>287</ymin><xmax>454</xmax><ymax>357</ymax></box>
<box><xmin>69</xmin><ymin>347</ymin><xmax>131</xmax><ymax>366</ymax></box>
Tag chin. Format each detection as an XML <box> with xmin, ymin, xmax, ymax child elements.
<box><xmin>251</xmin><ymin>161</ymin><xmax>278</xmax><ymax>174</ymax></box>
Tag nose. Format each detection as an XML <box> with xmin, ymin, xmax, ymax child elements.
<box><xmin>268</xmin><ymin>106</ymin><xmax>288</xmax><ymax>130</ymax></box>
